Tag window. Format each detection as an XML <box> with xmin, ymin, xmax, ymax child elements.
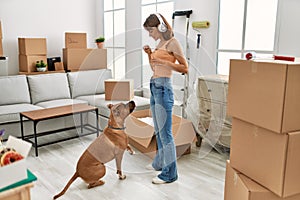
<box><xmin>217</xmin><ymin>0</ymin><xmax>279</xmax><ymax>75</ymax></box>
<box><xmin>104</xmin><ymin>0</ymin><xmax>126</xmax><ymax>79</ymax></box>
<box><xmin>141</xmin><ymin>0</ymin><xmax>174</xmax><ymax>87</ymax></box>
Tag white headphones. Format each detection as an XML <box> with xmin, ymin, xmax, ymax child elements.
<box><xmin>155</xmin><ymin>13</ymin><xmax>167</xmax><ymax>33</ymax></box>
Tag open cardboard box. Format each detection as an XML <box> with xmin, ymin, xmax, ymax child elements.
<box><xmin>0</xmin><ymin>136</ymin><xmax>32</xmax><ymax>189</ymax></box>
<box><xmin>125</xmin><ymin>109</ymin><xmax>196</xmax><ymax>158</ymax></box>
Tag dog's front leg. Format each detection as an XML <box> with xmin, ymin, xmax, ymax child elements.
<box><xmin>126</xmin><ymin>145</ymin><xmax>135</xmax><ymax>155</ymax></box>
<box><xmin>116</xmin><ymin>153</ymin><xmax>126</xmax><ymax>180</ymax></box>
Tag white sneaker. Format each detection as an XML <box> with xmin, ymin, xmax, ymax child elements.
<box><xmin>146</xmin><ymin>164</ymin><xmax>155</xmax><ymax>170</ymax></box>
<box><xmin>152</xmin><ymin>176</ymin><xmax>167</xmax><ymax>184</ymax></box>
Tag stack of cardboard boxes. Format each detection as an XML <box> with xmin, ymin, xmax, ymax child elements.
<box><xmin>18</xmin><ymin>38</ymin><xmax>47</xmax><ymax>73</ymax></box>
<box><xmin>63</xmin><ymin>32</ymin><xmax>107</xmax><ymax>71</ymax></box>
<box><xmin>224</xmin><ymin>59</ymin><xmax>300</xmax><ymax>199</ymax></box>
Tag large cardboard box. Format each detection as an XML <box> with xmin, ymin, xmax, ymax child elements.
<box><xmin>227</xmin><ymin>59</ymin><xmax>300</xmax><ymax>133</ymax></box>
<box><xmin>230</xmin><ymin>118</ymin><xmax>300</xmax><ymax>198</ymax></box>
<box><xmin>224</xmin><ymin>161</ymin><xmax>300</xmax><ymax>200</ymax></box>
<box><xmin>18</xmin><ymin>38</ymin><xmax>47</xmax><ymax>55</ymax></box>
<box><xmin>0</xmin><ymin>136</ymin><xmax>32</xmax><ymax>189</ymax></box>
<box><xmin>19</xmin><ymin>54</ymin><xmax>47</xmax><ymax>72</ymax></box>
<box><xmin>125</xmin><ymin>109</ymin><xmax>196</xmax><ymax>158</ymax></box>
<box><xmin>63</xmin><ymin>48</ymin><xmax>107</xmax><ymax>71</ymax></box>
<box><xmin>105</xmin><ymin>79</ymin><xmax>134</xmax><ymax>100</ymax></box>
<box><xmin>65</xmin><ymin>32</ymin><xmax>87</xmax><ymax>49</ymax></box>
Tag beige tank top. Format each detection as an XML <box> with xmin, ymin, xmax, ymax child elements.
<box><xmin>151</xmin><ymin>38</ymin><xmax>176</xmax><ymax>78</ymax></box>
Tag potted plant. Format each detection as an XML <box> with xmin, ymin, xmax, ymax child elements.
<box><xmin>95</xmin><ymin>36</ymin><xmax>105</xmax><ymax>49</ymax></box>
<box><xmin>36</xmin><ymin>60</ymin><xmax>47</xmax><ymax>72</ymax></box>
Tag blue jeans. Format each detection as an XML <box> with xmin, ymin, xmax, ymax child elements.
<box><xmin>150</xmin><ymin>77</ymin><xmax>178</xmax><ymax>183</ymax></box>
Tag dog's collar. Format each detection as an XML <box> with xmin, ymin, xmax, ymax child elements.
<box><xmin>108</xmin><ymin>125</ymin><xmax>126</xmax><ymax>130</ymax></box>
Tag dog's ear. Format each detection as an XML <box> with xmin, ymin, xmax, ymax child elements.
<box><xmin>107</xmin><ymin>104</ymin><xmax>113</xmax><ymax>109</ymax></box>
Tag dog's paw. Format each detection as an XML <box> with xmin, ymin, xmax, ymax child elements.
<box><xmin>128</xmin><ymin>150</ymin><xmax>135</xmax><ymax>155</ymax></box>
<box><xmin>119</xmin><ymin>174</ymin><xmax>126</xmax><ymax>180</ymax></box>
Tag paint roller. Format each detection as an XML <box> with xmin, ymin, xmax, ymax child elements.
<box><xmin>192</xmin><ymin>21</ymin><xmax>210</xmax><ymax>29</ymax></box>
<box><xmin>192</xmin><ymin>21</ymin><xmax>210</xmax><ymax>49</ymax></box>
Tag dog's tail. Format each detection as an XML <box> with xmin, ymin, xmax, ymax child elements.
<box><xmin>53</xmin><ymin>172</ymin><xmax>79</xmax><ymax>199</ymax></box>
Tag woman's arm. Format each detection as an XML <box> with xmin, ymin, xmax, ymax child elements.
<box><xmin>143</xmin><ymin>45</ymin><xmax>155</xmax><ymax>71</ymax></box>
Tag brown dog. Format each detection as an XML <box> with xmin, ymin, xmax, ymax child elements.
<box><xmin>53</xmin><ymin>101</ymin><xmax>136</xmax><ymax>199</ymax></box>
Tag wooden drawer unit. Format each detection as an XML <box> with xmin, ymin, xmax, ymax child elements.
<box><xmin>197</xmin><ymin>74</ymin><xmax>232</xmax><ymax>149</ymax></box>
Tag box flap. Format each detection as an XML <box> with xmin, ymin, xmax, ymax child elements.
<box><xmin>6</xmin><ymin>136</ymin><xmax>32</xmax><ymax>157</ymax></box>
<box><xmin>126</xmin><ymin>113</ymin><xmax>154</xmax><ymax>148</ymax></box>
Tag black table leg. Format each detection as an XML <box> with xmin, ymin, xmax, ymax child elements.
<box><xmin>96</xmin><ymin>109</ymin><xmax>99</xmax><ymax>137</ymax></box>
<box><xmin>20</xmin><ymin>114</ymin><xmax>24</xmax><ymax>140</ymax></box>
<box><xmin>33</xmin><ymin>121</ymin><xmax>38</xmax><ymax>157</ymax></box>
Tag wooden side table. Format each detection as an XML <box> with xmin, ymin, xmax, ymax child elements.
<box><xmin>20</xmin><ymin>104</ymin><xmax>99</xmax><ymax>156</ymax></box>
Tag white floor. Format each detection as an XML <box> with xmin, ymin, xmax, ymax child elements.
<box><xmin>26</xmin><ymin>135</ymin><xmax>229</xmax><ymax>200</ymax></box>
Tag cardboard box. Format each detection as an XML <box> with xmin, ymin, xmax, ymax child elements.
<box><xmin>18</xmin><ymin>38</ymin><xmax>47</xmax><ymax>55</ymax></box>
<box><xmin>63</xmin><ymin>48</ymin><xmax>107</xmax><ymax>71</ymax></box>
<box><xmin>125</xmin><ymin>109</ymin><xmax>196</xmax><ymax>158</ymax></box>
<box><xmin>19</xmin><ymin>54</ymin><xmax>47</xmax><ymax>72</ymax></box>
<box><xmin>227</xmin><ymin>59</ymin><xmax>300</xmax><ymax>133</ymax></box>
<box><xmin>0</xmin><ymin>136</ymin><xmax>32</xmax><ymax>189</ymax></box>
<box><xmin>230</xmin><ymin>118</ymin><xmax>300</xmax><ymax>198</ymax></box>
<box><xmin>224</xmin><ymin>161</ymin><xmax>300</xmax><ymax>200</ymax></box>
<box><xmin>105</xmin><ymin>79</ymin><xmax>134</xmax><ymax>100</ymax></box>
<box><xmin>65</xmin><ymin>32</ymin><xmax>87</xmax><ymax>49</ymax></box>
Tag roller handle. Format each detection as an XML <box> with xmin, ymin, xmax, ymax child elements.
<box><xmin>172</xmin><ymin>10</ymin><xmax>193</xmax><ymax>19</ymax></box>
<box><xmin>197</xmin><ymin>34</ymin><xmax>201</xmax><ymax>49</ymax></box>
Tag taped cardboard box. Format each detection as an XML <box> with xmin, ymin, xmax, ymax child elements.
<box><xmin>105</xmin><ymin>79</ymin><xmax>134</xmax><ymax>101</ymax></box>
<box><xmin>227</xmin><ymin>59</ymin><xmax>300</xmax><ymax>133</ymax></box>
<box><xmin>230</xmin><ymin>118</ymin><xmax>300</xmax><ymax>198</ymax></box>
<box><xmin>18</xmin><ymin>38</ymin><xmax>47</xmax><ymax>55</ymax></box>
<box><xmin>0</xmin><ymin>136</ymin><xmax>32</xmax><ymax>189</ymax></box>
<box><xmin>125</xmin><ymin>109</ymin><xmax>195</xmax><ymax>159</ymax></box>
<box><xmin>65</xmin><ymin>32</ymin><xmax>87</xmax><ymax>49</ymax></box>
<box><xmin>63</xmin><ymin>48</ymin><xmax>107</xmax><ymax>71</ymax></box>
<box><xmin>224</xmin><ymin>161</ymin><xmax>300</xmax><ymax>200</ymax></box>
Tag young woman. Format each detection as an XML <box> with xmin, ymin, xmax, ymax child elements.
<box><xmin>143</xmin><ymin>13</ymin><xmax>188</xmax><ymax>184</ymax></box>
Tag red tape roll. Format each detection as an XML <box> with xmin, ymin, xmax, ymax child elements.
<box><xmin>273</xmin><ymin>55</ymin><xmax>295</xmax><ymax>62</ymax></box>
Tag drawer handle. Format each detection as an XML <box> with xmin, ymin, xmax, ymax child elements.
<box><xmin>208</xmin><ymin>89</ymin><xmax>212</xmax><ymax>92</ymax></box>
<box><xmin>207</xmin><ymin>109</ymin><xmax>210</xmax><ymax>112</ymax></box>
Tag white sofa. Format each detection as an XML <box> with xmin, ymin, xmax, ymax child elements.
<box><xmin>0</xmin><ymin>69</ymin><xmax>150</xmax><ymax>140</ymax></box>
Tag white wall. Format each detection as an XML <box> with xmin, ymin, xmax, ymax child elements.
<box><xmin>1</xmin><ymin>0</ymin><xmax>300</xmax><ymax>76</ymax></box>
<box><xmin>277</xmin><ymin>0</ymin><xmax>300</xmax><ymax>57</ymax></box>
<box><xmin>0</xmin><ymin>0</ymin><xmax>99</xmax><ymax>75</ymax></box>
<box><xmin>174</xmin><ymin>0</ymin><xmax>219</xmax><ymax>78</ymax></box>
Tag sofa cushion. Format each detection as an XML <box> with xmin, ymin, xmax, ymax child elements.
<box><xmin>75</xmin><ymin>94</ymin><xmax>150</xmax><ymax>118</ymax></box>
<box><xmin>27</xmin><ymin>73</ymin><xmax>71</xmax><ymax>104</ymax></box>
<box><xmin>0</xmin><ymin>104</ymin><xmax>43</xmax><ymax>124</ymax></box>
<box><xmin>36</xmin><ymin>99</ymin><xmax>88</xmax><ymax>108</ymax></box>
<box><xmin>67</xmin><ymin>69</ymin><xmax>112</xmax><ymax>98</ymax></box>
<box><xmin>0</xmin><ymin>75</ymin><xmax>31</xmax><ymax>106</ymax></box>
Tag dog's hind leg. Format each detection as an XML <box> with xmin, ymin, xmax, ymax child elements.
<box><xmin>88</xmin><ymin>180</ymin><xmax>105</xmax><ymax>189</ymax></box>
<box><xmin>87</xmin><ymin>164</ymin><xmax>106</xmax><ymax>189</ymax></box>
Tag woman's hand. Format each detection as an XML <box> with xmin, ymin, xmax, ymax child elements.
<box><xmin>143</xmin><ymin>45</ymin><xmax>152</xmax><ymax>55</ymax></box>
